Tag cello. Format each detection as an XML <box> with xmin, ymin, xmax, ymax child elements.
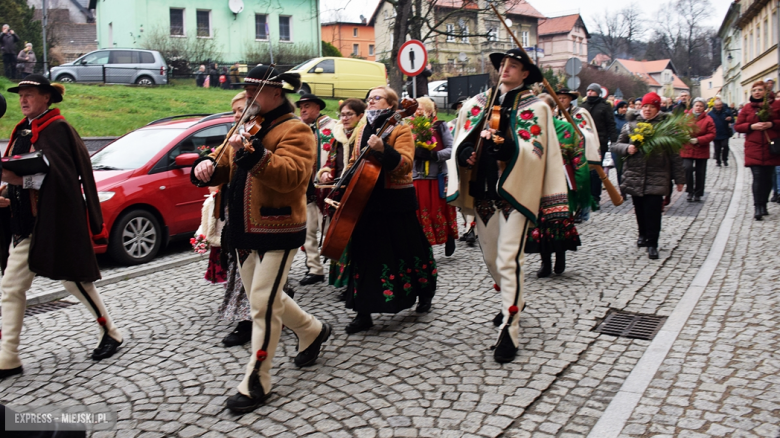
<box><xmin>320</xmin><ymin>98</ymin><xmax>418</xmax><ymax>260</ymax></box>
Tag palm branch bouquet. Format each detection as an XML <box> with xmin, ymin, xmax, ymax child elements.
<box><xmin>629</xmin><ymin>112</ymin><xmax>697</xmax><ymax>158</ymax></box>
<box><xmin>757</xmin><ymin>96</ymin><xmax>772</xmax><ymax>122</ymax></box>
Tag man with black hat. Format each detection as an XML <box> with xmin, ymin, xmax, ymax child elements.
<box><xmin>446</xmin><ymin>48</ymin><xmax>568</xmax><ymax>363</ymax></box>
<box><xmin>296</xmin><ymin>93</ymin><xmax>335</xmax><ymax>286</ymax></box>
<box><xmin>0</xmin><ymin>75</ymin><xmax>123</xmax><ymax>380</ymax></box>
<box><xmin>192</xmin><ymin>65</ymin><xmax>332</xmax><ymax>414</ymax></box>
<box><xmin>580</xmin><ymin>83</ymin><xmax>617</xmax><ymax>205</ymax></box>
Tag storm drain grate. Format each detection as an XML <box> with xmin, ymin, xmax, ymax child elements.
<box><xmin>0</xmin><ymin>301</ymin><xmax>76</xmax><ymax>318</ymax></box>
<box><xmin>593</xmin><ymin>310</ymin><xmax>667</xmax><ymax>341</ymax></box>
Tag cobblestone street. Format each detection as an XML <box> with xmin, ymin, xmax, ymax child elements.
<box><xmin>1</xmin><ymin>139</ymin><xmax>778</xmax><ymax>437</ymax></box>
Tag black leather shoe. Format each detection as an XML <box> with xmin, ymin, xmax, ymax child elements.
<box><xmin>464</xmin><ymin>229</ymin><xmax>476</xmax><ymax>246</ymax></box>
<box><xmin>294</xmin><ymin>322</ymin><xmax>332</xmax><ymax>367</ymax></box>
<box><xmin>223</xmin><ymin>320</ymin><xmax>252</xmax><ymax>347</ymax></box>
<box><xmin>693</xmin><ymin>195</ymin><xmax>701</xmax><ymax>202</ymax></box>
<box><xmin>445</xmin><ymin>236</ymin><xmax>456</xmax><ymax>257</ymax></box>
<box><xmin>299</xmin><ymin>274</ymin><xmax>325</xmax><ymax>286</ymax></box>
<box><xmin>648</xmin><ymin>247</ymin><xmax>659</xmax><ymax>260</ymax></box>
<box><xmin>345</xmin><ymin>314</ymin><xmax>373</xmax><ymax>334</ymax></box>
<box><xmin>493</xmin><ymin>327</ymin><xmax>518</xmax><ymax>363</ymax></box>
<box><xmin>415</xmin><ymin>298</ymin><xmax>432</xmax><ymax>313</ymax></box>
<box><xmin>637</xmin><ymin>236</ymin><xmax>648</xmax><ymax>247</ymax></box>
<box><xmin>492</xmin><ymin>311</ymin><xmax>504</xmax><ymax>327</ymax></box>
<box><xmin>0</xmin><ymin>366</ymin><xmax>23</xmax><ymax>379</ymax></box>
<box><xmin>724</xmin><ymin>161</ymin><xmax>728</xmax><ymax>167</ymax></box>
<box><xmin>92</xmin><ymin>333</ymin><xmax>122</xmax><ymax>360</ymax></box>
<box><xmin>226</xmin><ymin>390</ymin><xmax>270</xmax><ymax>414</ymax></box>
<box><xmin>755</xmin><ymin>206</ymin><xmax>763</xmax><ymax>221</ymax></box>
<box><xmin>686</xmin><ymin>193</ymin><xmax>694</xmax><ymax>202</ymax></box>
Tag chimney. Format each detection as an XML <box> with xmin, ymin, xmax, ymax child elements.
<box><xmin>360</xmin><ymin>15</ymin><xmax>366</xmax><ymax>25</ymax></box>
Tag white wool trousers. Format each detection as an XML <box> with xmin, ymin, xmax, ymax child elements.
<box><xmin>0</xmin><ymin>238</ymin><xmax>122</xmax><ymax>370</ymax></box>
<box><xmin>303</xmin><ymin>202</ymin><xmax>329</xmax><ymax>276</ymax></box>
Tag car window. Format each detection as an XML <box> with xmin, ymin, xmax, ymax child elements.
<box><xmin>309</xmin><ymin>59</ymin><xmax>334</xmax><ymax>74</ymax></box>
<box><xmin>92</xmin><ymin>128</ymin><xmax>186</xmax><ymax>171</ymax></box>
<box><xmin>109</xmin><ymin>50</ymin><xmax>135</xmax><ymax>64</ymax></box>
<box><xmin>82</xmin><ymin>51</ymin><xmax>110</xmax><ymax>65</ymax></box>
<box><xmin>139</xmin><ymin>52</ymin><xmax>155</xmax><ymax>64</ymax></box>
<box><xmin>437</xmin><ymin>84</ymin><xmax>447</xmax><ymax>92</ymax></box>
<box><xmin>153</xmin><ymin>124</ymin><xmax>231</xmax><ymax>172</ymax></box>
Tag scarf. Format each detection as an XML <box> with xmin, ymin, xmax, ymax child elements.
<box><xmin>750</xmin><ymin>96</ymin><xmax>764</xmax><ymax>103</ymax></box>
<box><xmin>366</xmin><ymin>107</ymin><xmax>393</xmax><ymax>125</ymax></box>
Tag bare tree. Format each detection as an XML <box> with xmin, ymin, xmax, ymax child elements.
<box><xmin>650</xmin><ymin>0</ymin><xmax>713</xmax><ymax>77</ymax></box>
<box><xmin>590</xmin><ymin>2</ymin><xmax>645</xmax><ymax>61</ymax></box>
<box><xmin>622</xmin><ymin>3</ymin><xmax>645</xmax><ymax>58</ymax></box>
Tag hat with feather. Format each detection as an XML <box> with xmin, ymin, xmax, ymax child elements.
<box><xmin>243</xmin><ymin>65</ymin><xmax>302</xmax><ymax>93</ymax></box>
<box><xmin>7</xmin><ymin>74</ymin><xmax>65</xmax><ymax>103</ymax></box>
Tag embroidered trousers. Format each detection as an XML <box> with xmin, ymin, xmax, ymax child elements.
<box><xmin>236</xmin><ymin>248</ymin><xmax>323</xmax><ymax>397</ymax></box>
<box><xmin>0</xmin><ymin>238</ymin><xmax>122</xmax><ymax>369</ymax></box>
<box><xmin>303</xmin><ymin>202</ymin><xmax>329</xmax><ymax>276</ymax></box>
<box><xmin>475</xmin><ymin>203</ymin><xmax>530</xmax><ymax>348</ymax></box>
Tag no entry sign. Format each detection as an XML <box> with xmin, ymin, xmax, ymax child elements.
<box><xmin>398</xmin><ymin>40</ymin><xmax>428</xmax><ymax>77</ymax></box>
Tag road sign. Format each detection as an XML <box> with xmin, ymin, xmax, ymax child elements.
<box><xmin>564</xmin><ymin>57</ymin><xmax>582</xmax><ymax>77</ymax></box>
<box><xmin>398</xmin><ymin>40</ymin><xmax>428</xmax><ymax>77</ymax></box>
<box><xmin>566</xmin><ymin>76</ymin><xmax>581</xmax><ymax>90</ymax></box>
<box><xmin>600</xmin><ymin>86</ymin><xmax>609</xmax><ymax>98</ymax></box>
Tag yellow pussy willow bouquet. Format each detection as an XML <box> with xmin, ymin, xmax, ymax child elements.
<box><xmin>629</xmin><ymin>113</ymin><xmax>696</xmax><ymax>158</ymax></box>
<box><xmin>411</xmin><ymin>115</ymin><xmax>438</xmax><ymax>175</ymax></box>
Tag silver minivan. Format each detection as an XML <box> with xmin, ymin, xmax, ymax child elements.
<box><xmin>49</xmin><ymin>49</ymin><xmax>168</xmax><ymax>85</ymax></box>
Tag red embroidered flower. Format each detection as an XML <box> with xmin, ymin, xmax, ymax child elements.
<box><xmin>355</xmin><ymin>274</ymin><xmax>360</xmax><ymax>279</ymax></box>
<box><xmin>322</xmin><ymin>129</ymin><xmax>332</xmax><ymax>136</ymax></box>
<box><xmin>389</xmin><ymin>275</ymin><xmax>395</xmax><ymax>280</ymax></box>
<box><xmin>509</xmin><ymin>305</ymin><xmax>519</xmax><ymax>315</ymax></box>
<box><xmin>530</xmin><ymin>125</ymin><xmax>541</xmax><ymax>136</ymax></box>
<box><xmin>419</xmin><ymin>278</ymin><xmax>428</xmax><ymax>283</ymax></box>
<box><xmin>520</xmin><ymin>110</ymin><xmax>534</xmax><ymax>120</ymax></box>
<box><xmin>406</xmin><ymin>268</ymin><xmax>412</xmax><ymax>273</ymax></box>
<box><xmin>573</xmin><ymin>157</ymin><xmax>581</xmax><ymax>165</ymax></box>
<box><xmin>518</xmin><ymin>130</ymin><xmax>531</xmax><ymax>140</ymax></box>
<box><xmin>471</xmin><ymin>106</ymin><xmax>480</xmax><ymax>116</ymax></box>
<box><xmin>464</xmin><ymin>120</ymin><xmax>472</xmax><ymax>131</ymax></box>
<box><xmin>493</xmin><ymin>284</ymin><xmax>501</xmax><ymax>291</ymax></box>
<box><xmin>256</xmin><ymin>350</ymin><xmax>268</xmax><ymax>361</ymax></box>
<box><xmin>383</xmin><ymin>290</ymin><xmax>393</xmax><ymax>296</ymax></box>
<box><xmin>576</xmin><ymin>114</ymin><xmax>582</xmax><ymax>119</ymax></box>
<box><xmin>532</xmin><ymin>229</ymin><xmax>541</xmax><ymax>239</ymax></box>
<box><xmin>381</xmin><ymin>279</ymin><xmax>386</xmax><ymax>283</ymax></box>
<box><xmin>404</xmin><ymin>282</ymin><xmax>412</xmax><ymax>289</ymax></box>
<box><xmin>431</xmin><ymin>269</ymin><xmax>437</xmax><ymax>274</ymax></box>
<box><xmin>563</xmin><ymin>130</ymin><xmax>572</xmax><ymax>139</ymax></box>
<box><xmin>323</xmin><ymin>143</ymin><xmax>331</xmax><ymax>151</ymax></box>
<box><xmin>422</xmin><ymin>264</ymin><xmax>427</xmax><ymax>269</ymax></box>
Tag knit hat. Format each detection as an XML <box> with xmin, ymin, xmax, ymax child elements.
<box><xmin>587</xmin><ymin>83</ymin><xmax>601</xmax><ymax>93</ymax></box>
<box><xmin>615</xmin><ymin>101</ymin><xmax>628</xmax><ymax>110</ymax></box>
<box><xmin>692</xmin><ymin>97</ymin><xmax>707</xmax><ymax>107</ymax></box>
<box><xmin>640</xmin><ymin>92</ymin><xmax>662</xmax><ymax>110</ymax></box>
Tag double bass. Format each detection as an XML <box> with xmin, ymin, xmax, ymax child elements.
<box><xmin>320</xmin><ymin>98</ymin><xmax>418</xmax><ymax>260</ymax></box>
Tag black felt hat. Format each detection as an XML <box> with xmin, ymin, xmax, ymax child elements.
<box><xmin>243</xmin><ymin>65</ymin><xmax>301</xmax><ymax>93</ymax></box>
<box><xmin>488</xmin><ymin>48</ymin><xmax>543</xmax><ymax>85</ymax></box>
<box><xmin>0</xmin><ymin>93</ymin><xmax>6</xmax><ymax>119</ymax></box>
<box><xmin>557</xmin><ymin>88</ymin><xmax>580</xmax><ymax>99</ymax></box>
<box><xmin>296</xmin><ymin>93</ymin><xmax>326</xmax><ymax>110</ymax></box>
<box><xmin>7</xmin><ymin>74</ymin><xmax>64</xmax><ymax>103</ymax></box>
<box><xmin>450</xmin><ymin>95</ymin><xmax>468</xmax><ymax>109</ymax></box>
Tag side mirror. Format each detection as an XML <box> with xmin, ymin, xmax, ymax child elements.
<box><xmin>314</xmin><ymin>68</ymin><xmax>324</xmax><ymax>74</ymax></box>
<box><xmin>174</xmin><ymin>153</ymin><xmax>200</xmax><ymax>168</ymax></box>
<box><xmin>80</xmin><ymin>59</ymin><xmax>88</xmax><ymax>65</ymax></box>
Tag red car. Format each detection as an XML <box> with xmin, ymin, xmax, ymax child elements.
<box><xmin>91</xmin><ymin>113</ymin><xmax>233</xmax><ymax>265</ymax></box>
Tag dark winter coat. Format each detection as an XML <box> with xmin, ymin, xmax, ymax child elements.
<box><xmin>680</xmin><ymin>112</ymin><xmax>716</xmax><ymax>159</ymax></box>
<box><xmin>580</xmin><ymin>96</ymin><xmax>617</xmax><ymax>148</ymax></box>
<box><xmin>708</xmin><ymin>107</ymin><xmax>734</xmax><ymax>140</ymax></box>
<box><xmin>734</xmin><ymin>99</ymin><xmax>780</xmax><ymax>167</ymax></box>
<box><xmin>610</xmin><ymin>113</ymin><xmax>686</xmax><ymax>197</ymax></box>
<box><xmin>614</xmin><ymin>112</ymin><xmax>627</xmax><ymax>135</ymax></box>
<box><xmin>406</xmin><ymin>69</ymin><xmax>432</xmax><ymax>97</ymax></box>
<box><xmin>0</xmin><ymin>32</ymin><xmax>19</xmax><ymax>55</ymax></box>
<box><xmin>5</xmin><ymin>109</ymin><xmax>104</xmax><ymax>282</ymax></box>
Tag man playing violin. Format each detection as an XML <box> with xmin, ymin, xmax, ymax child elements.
<box><xmin>192</xmin><ymin>65</ymin><xmax>332</xmax><ymax>414</ymax></box>
<box><xmin>446</xmin><ymin>48</ymin><xmax>569</xmax><ymax>363</ymax></box>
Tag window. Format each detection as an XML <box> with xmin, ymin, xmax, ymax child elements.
<box><xmin>368</xmin><ymin>45</ymin><xmax>374</xmax><ymax>56</ymax></box>
<box><xmin>196</xmin><ymin>10</ymin><xmax>211</xmax><ymax>37</ymax></box>
<box><xmin>170</xmin><ymin>8</ymin><xmax>184</xmax><ymax>36</ymax></box>
<box><xmin>744</xmin><ymin>36</ymin><xmax>749</xmax><ymax>62</ymax></box>
<box><xmin>757</xmin><ymin>27</ymin><xmax>761</xmax><ymax>53</ymax></box>
<box><xmin>708</xmin><ymin>81</ymin><xmax>712</xmax><ymax>89</ymax></box>
<box><xmin>749</xmin><ymin>32</ymin><xmax>753</xmax><ymax>60</ymax></box>
<box><xmin>487</xmin><ymin>27</ymin><xmax>497</xmax><ymax>42</ymax></box>
<box><xmin>140</xmin><ymin>51</ymin><xmax>155</xmax><ymax>63</ymax></box>
<box><xmin>279</xmin><ymin>16</ymin><xmax>291</xmax><ymax>42</ymax></box>
<box><xmin>521</xmin><ymin>31</ymin><xmax>529</xmax><ymax>47</ymax></box>
<box><xmin>764</xmin><ymin>18</ymin><xmax>769</xmax><ymax>49</ymax></box>
<box><xmin>461</xmin><ymin>25</ymin><xmax>469</xmax><ymax>43</ymax></box>
<box><xmin>255</xmin><ymin>15</ymin><xmax>268</xmax><ymax>40</ymax></box>
<box><xmin>774</xmin><ymin>11</ymin><xmax>778</xmax><ymax>44</ymax></box>
<box><xmin>82</xmin><ymin>51</ymin><xmax>110</xmax><ymax>65</ymax></box>
<box><xmin>353</xmin><ymin>44</ymin><xmax>359</xmax><ymax>55</ymax></box>
<box><xmin>308</xmin><ymin>59</ymin><xmax>334</xmax><ymax>73</ymax></box>
<box><xmin>446</xmin><ymin>24</ymin><xmax>455</xmax><ymax>42</ymax></box>
<box><xmin>353</xmin><ymin>28</ymin><xmax>358</xmax><ymax>37</ymax></box>
<box><xmin>154</xmin><ymin>125</ymin><xmax>230</xmax><ymax>172</ymax></box>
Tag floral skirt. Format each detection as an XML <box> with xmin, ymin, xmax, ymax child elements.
<box><xmin>525</xmin><ymin>216</ymin><xmax>581</xmax><ymax>255</ymax></box>
<box><xmin>413</xmin><ymin>179</ymin><xmax>459</xmax><ymax>246</ymax></box>
<box><xmin>217</xmin><ymin>251</ymin><xmax>250</xmax><ymax>321</ymax></box>
<box><xmin>204</xmin><ymin>247</ymin><xmax>227</xmax><ymax>283</ymax></box>
<box><xmin>346</xmin><ymin>209</ymin><xmax>437</xmax><ymax>314</ymax></box>
<box><xmin>328</xmin><ymin>243</ymin><xmax>352</xmax><ymax>288</ymax></box>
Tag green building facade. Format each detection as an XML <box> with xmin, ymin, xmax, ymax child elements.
<box><xmin>94</xmin><ymin>0</ymin><xmax>322</xmax><ymax>63</ymax></box>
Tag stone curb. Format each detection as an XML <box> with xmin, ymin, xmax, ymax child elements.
<box><xmin>26</xmin><ymin>253</ymin><xmax>201</xmax><ymax>307</ymax></box>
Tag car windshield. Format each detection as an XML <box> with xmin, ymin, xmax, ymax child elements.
<box><xmin>291</xmin><ymin>59</ymin><xmax>313</xmax><ymax>71</ymax></box>
<box><xmin>91</xmin><ymin>128</ymin><xmax>185</xmax><ymax>170</ymax></box>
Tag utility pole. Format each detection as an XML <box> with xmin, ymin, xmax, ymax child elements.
<box><xmin>42</xmin><ymin>0</ymin><xmax>48</xmax><ymax>73</ymax></box>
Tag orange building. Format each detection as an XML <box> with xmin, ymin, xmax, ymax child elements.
<box><xmin>321</xmin><ymin>19</ymin><xmax>376</xmax><ymax>61</ymax></box>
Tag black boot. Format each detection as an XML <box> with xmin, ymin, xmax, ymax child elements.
<box><xmin>686</xmin><ymin>193</ymin><xmax>694</xmax><ymax>202</ymax></box>
<box><xmin>637</xmin><ymin>236</ymin><xmax>648</xmax><ymax>247</ymax></box>
<box><xmin>464</xmin><ymin>228</ymin><xmax>476</xmax><ymax>246</ymax></box>
<box><xmin>345</xmin><ymin>313</ymin><xmax>373</xmax><ymax>334</ymax></box>
<box><xmin>415</xmin><ymin>296</ymin><xmax>432</xmax><ymax>313</ymax></box>
<box><xmin>92</xmin><ymin>333</ymin><xmax>123</xmax><ymax>360</ymax></box>
<box><xmin>493</xmin><ymin>326</ymin><xmax>518</xmax><ymax>363</ymax></box>
<box><xmin>222</xmin><ymin>320</ymin><xmax>252</xmax><ymax>347</ymax></box>
<box><xmin>771</xmin><ymin>193</ymin><xmax>778</xmax><ymax>203</ymax></box>
<box><xmin>445</xmin><ymin>235</ymin><xmax>456</xmax><ymax>257</ymax></box>
<box><xmin>755</xmin><ymin>206</ymin><xmax>763</xmax><ymax>221</ymax></box>
<box><xmin>0</xmin><ymin>366</ymin><xmax>23</xmax><ymax>379</ymax></box>
<box><xmin>647</xmin><ymin>247</ymin><xmax>659</xmax><ymax>259</ymax></box>
<box><xmin>760</xmin><ymin>204</ymin><xmax>769</xmax><ymax>216</ymax></box>
<box><xmin>537</xmin><ymin>253</ymin><xmax>552</xmax><ymax>278</ymax></box>
<box><xmin>554</xmin><ymin>251</ymin><xmax>566</xmax><ymax>275</ymax></box>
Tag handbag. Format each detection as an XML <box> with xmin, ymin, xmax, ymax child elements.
<box><xmin>1</xmin><ymin>150</ymin><xmax>49</xmax><ymax>176</ymax></box>
<box><xmin>764</xmin><ymin>132</ymin><xmax>780</xmax><ymax>155</ymax></box>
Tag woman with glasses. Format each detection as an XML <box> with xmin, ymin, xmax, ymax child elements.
<box><xmin>338</xmin><ymin>86</ymin><xmax>437</xmax><ymax>334</ymax></box>
<box><xmin>319</xmin><ymin>98</ymin><xmax>366</xmax><ymax>291</ymax></box>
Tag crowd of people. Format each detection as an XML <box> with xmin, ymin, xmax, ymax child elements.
<box><xmin>1</xmin><ymin>45</ymin><xmax>777</xmax><ymax>417</ymax></box>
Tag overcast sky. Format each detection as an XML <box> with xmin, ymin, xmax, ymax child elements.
<box><xmin>320</xmin><ymin>0</ymin><xmax>733</xmax><ymax>34</ymax></box>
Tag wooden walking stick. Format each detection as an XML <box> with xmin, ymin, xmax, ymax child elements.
<box><xmin>488</xmin><ymin>4</ymin><xmax>623</xmax><ymax>206</ymax></box>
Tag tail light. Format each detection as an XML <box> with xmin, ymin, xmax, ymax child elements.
<box><xmin>160</xmin><ymin>66</ymin><xmax>165</xmax><ymax>75</ymax></box>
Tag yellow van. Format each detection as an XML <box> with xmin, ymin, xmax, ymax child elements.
<box><xmin>287</xmin><ymin>57</ymin><xmax>387</xmax><ymax>98</ymax></box>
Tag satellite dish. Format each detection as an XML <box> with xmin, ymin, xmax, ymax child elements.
<box><xmin>229</xmin><ymin>0</ymin><xmax>244</xmax><ymax>14</ymax></box>
<box><xmin>504</xmin><ymin>18</ymin><xmax>513</xmax><ymax>27</ymax></box>
<box><xmin>458</xmin><ymin>52</ymin><xmax>467</xmax><ymax>62</ymax></box>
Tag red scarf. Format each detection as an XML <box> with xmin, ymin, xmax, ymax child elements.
<box><xmin>8</xmin><ymin>108</ymin><xmax>65</xmax><ymax>153</ymax></box>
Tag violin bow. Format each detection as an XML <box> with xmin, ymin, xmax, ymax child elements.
<box><xmin>211</xmin><ymin>64</ymin><xmax>277</xmax><ymax>166</ymax></box>
<box><xmin>489</xmin><ymin>4</ymin><xmax>623</xmax><ymax>206</ymax></box>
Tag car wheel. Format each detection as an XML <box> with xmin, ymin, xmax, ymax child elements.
<box><xmin>108</xmin><ymin>209</ymin><xmax>162</xmax><ymax>265</ymax></box>
<box><xmin>136</xmin><ymin>76</ymin><xmax>155</xmax><ymax>86</ymax></box>
<box><xmin>298</xmin><ymin>83</ymin><xmax>311</xmax><ymax>95</ymax></box>
<box><xmin>57</xmin><ymin>74</ymin><xmax>75</xmax><ymax>83</ymax></box>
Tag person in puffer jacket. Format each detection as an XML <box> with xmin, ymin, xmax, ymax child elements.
<box><xmin>610</xmin><ymin>92</ymin><xmax>685</xmax><ymax>260</ymax></box>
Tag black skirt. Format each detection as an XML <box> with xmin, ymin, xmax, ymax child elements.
<box><xmin>346</xmin><ymin>209</ymin><xmax>437</xmax><ymax>314</ymax></box>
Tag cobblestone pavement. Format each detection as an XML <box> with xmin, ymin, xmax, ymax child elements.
<box><xmin>2</xmin><ymin>139</ymin><xmax>774</xmax><ymax>437</ymax></box>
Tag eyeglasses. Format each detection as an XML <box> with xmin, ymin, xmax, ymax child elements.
<box><xmin>366</xmin><ymin>95</ymin><xmax>385</xmax><ymax>102</ymax></box>
<box><xmin>340</xmin><ymin>112</ymin><xmax>357</xmax><ymax>118</ymax></box>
